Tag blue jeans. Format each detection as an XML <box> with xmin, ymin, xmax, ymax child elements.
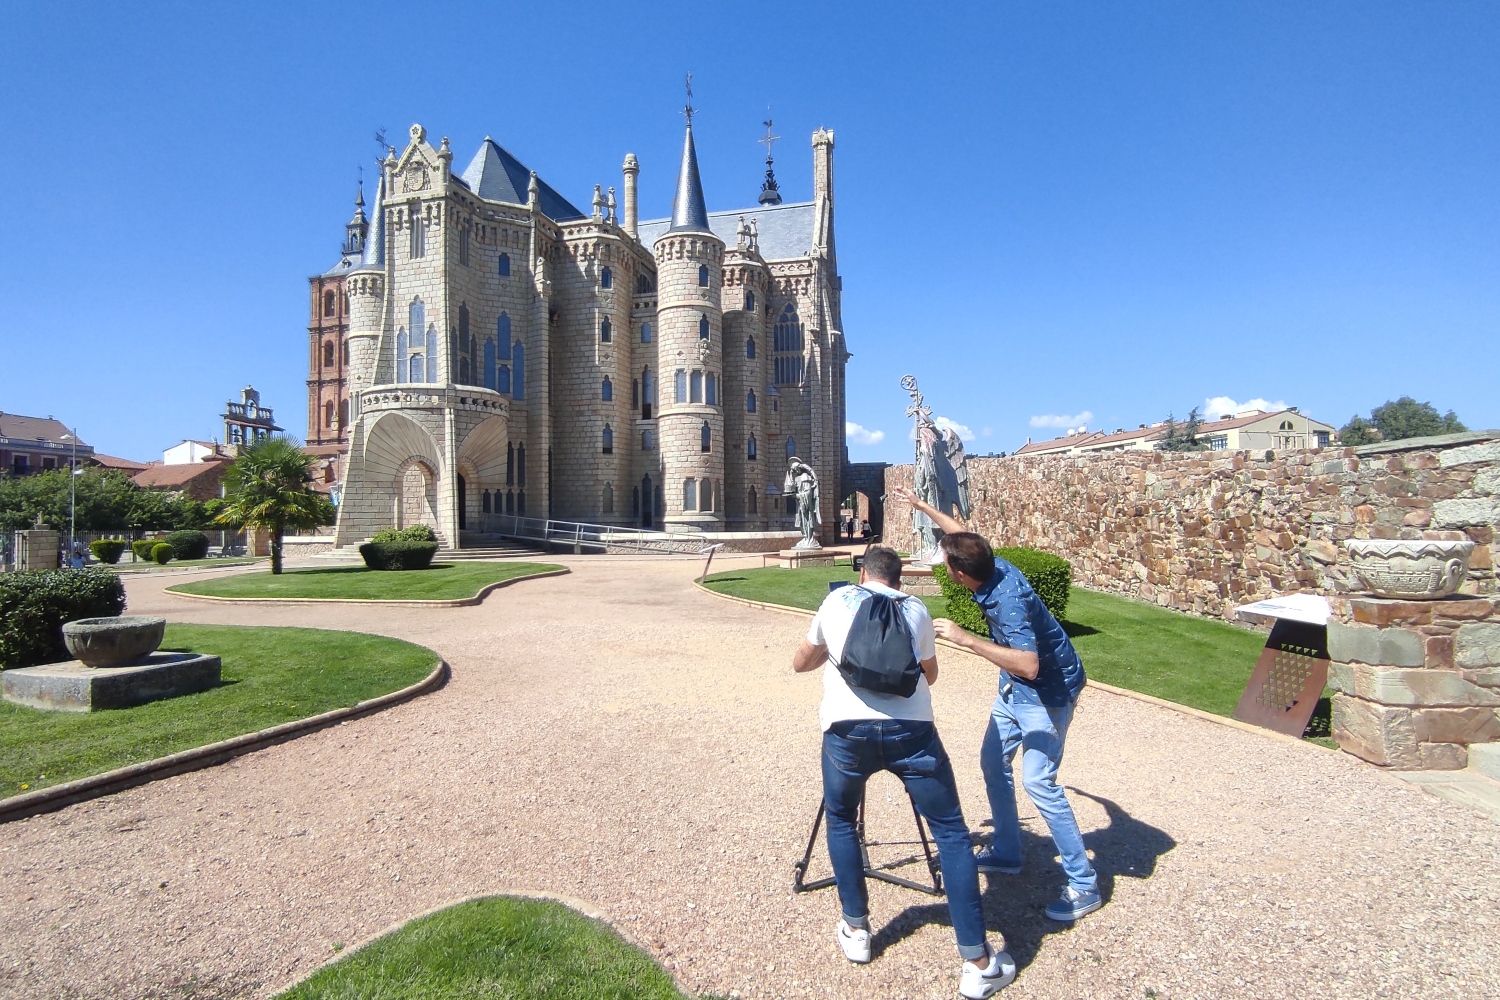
<box><xmin>822</xmin><ymin>719</ymin><xmax>988</xmax><ymax>960</ymax></box>
<box><xmin>980</xmin><ymin>691</ymin><xmax>1098</xmax><ymax>894</ymax></box>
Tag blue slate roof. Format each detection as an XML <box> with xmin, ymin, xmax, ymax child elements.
<box><xmin>667</xmin><ymin>124</ymin><xmax>711</xmax><ymax>234</ymax></box>
<box><xmin>638</xmin><ymin>201</ymin><xmax>816</xmax><ymax>261</ymax></box>
<box><xmin>460</xmin><ymin>139</ymin><xmax>585</xmax><ymax>221</ymax></box>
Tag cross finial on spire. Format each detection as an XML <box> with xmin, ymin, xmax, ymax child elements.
<box><xmin>683</xmin><ymin>72</ymin><xmax>695</xmax><ymax>126</ymax></box>
<box><xmin>759</xmin><ymin>112</ymin><xmax>780</xmax><ymax>164</ymax></box>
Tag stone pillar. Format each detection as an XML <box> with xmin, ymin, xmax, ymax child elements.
<box><xmin>15</xmin><ymin>529</ymin><xmax>60</xmax><ymax>571</ymax></box>
<box><xmin>621</xmin><ymin>154</ymin><xmax>638</xmax><ymax>238</ymax></box>
<box><xmin>1328</xmin><ymin>595</ymin><xmax>1500</xmax><ymax>769</ymax></box>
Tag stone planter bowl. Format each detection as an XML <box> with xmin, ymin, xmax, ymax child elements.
<box><xmin>1345</xmin><ymin>539</ymin><xmax>1475</xmax><ymax>600</ymax></box>
<box><xmin>61</xmin><ymin>616</ymin><xmax>167</xmax><ymax>668</ymax></box>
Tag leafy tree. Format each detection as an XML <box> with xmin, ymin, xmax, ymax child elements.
<box><xmin>1159</xmin><ymin>407</ymin><xmax>1208</xmax><ymax>452</ymax></box>
<box><xmin>1338</xmin><ymin>415</ymin><xmax>1379</xmax><ymax>446</ymax></box>
<box><xmin>1339</xmin><ymin>397</ymin><xmax>1466</xmax><ymax>446</ymax></box>
<box><xmin>215</xmin><ymin>437</ymin><xmax>332</xmax><ymax>574</ymax></box>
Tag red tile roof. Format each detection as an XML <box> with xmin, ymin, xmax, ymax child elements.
<box><xmin>133</xmin><ymin>462</ymin><xmax>229</xmax><ymax>489</ymax></box>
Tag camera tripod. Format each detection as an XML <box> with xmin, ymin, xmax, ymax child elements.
<box><xmin>792</xmin><ymin>785</ymin><xmax>945</xmax><ymax>897</ymax></box>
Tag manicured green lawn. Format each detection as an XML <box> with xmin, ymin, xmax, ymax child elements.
<box><xmin>1</xmin><ymin>624</ymin><xmax>438</xmax><ymax>796</ymax></box>
<box><xmin>702</xmin><ymin>567</ymin><xmax>1331</xmax><ymax>740</ymax></box>
<box><xmin>111</xmin><ymin>557</ymin><xmax>261</xmax><ymax>573</ymax></box>
<box><xmin>277</xmin><ymin>896</ymin><xmax>710</xmax><ymax>1000</ymax></box>
<box><xmin>167</xmin><ymin>562</ymin><xmax>564</xmax><ymax>601</ymax></box>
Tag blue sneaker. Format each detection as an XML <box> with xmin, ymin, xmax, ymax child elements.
<box><xmin>973</xmin><ymin>849</ymin><xmax>1022</xmax><ymax>875</ymax></box>
<box><xmin>1045</xmin><ymin>886</ymin><xmax>1102</xmax><ymax>922</ymax></box>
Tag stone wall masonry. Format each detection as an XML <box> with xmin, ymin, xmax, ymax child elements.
<box><xmin>884</xmin><ymin>432</ymin><xmax>1500</xmax><ymax>621</ymax></box>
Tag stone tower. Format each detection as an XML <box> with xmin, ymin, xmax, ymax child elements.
<box><xmin>653</xmin><ymin>115</ymin><xmax>725</xmax><ymax>531</ymax></box>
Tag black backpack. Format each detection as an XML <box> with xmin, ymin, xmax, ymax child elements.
<box><xmin>836</xmin><ymin>588</ymin><xmax>922</xmax><ymax>698</ymax></box>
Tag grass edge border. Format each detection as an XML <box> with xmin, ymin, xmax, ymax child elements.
<box><xmin>163</xmin><ymin>566</ymin><xmax>570</xmax><ymax>607</ymax></box>
<box><xmin>692</xmin><ymin>579</ymin><xmax>1333</xmax><ymax>755</ymax></box>
<box><xmin>0</xmin><ymin>655</ymin><xmax>449</xmax><ymax>824</ymax></box>
<box><xmin>263</xmin><ymin>890</ymin><xmax>693</xmax><ymax>998</ymax></box>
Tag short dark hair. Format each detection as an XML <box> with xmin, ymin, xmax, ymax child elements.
<box><xmin>862</xmin><ymin>545</ymin><xmax>903</xmax><ymax>586</ymax></box>
<box><xmin>940</xmin><ymin>532</ymin><xmax>995</xmax><ymax>582</ymax></box>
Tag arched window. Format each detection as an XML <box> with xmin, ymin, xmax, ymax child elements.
<box><xmin>640</xmin><ymin>322</ymin><xmax>652</xmax><ymax>343</ymax></box>
<box><xmin>323</xmin><ymin>341</ymin><xmax>335</xmax><ymax>367</ymax></box>
<box><xmin>698</xmin><ymin>314</ymin><xmax>710</xmax><ymax>340</ymax></box>
<box><xmin>683</xmin><ymin>478</ymin><xmax>696</xmax><ymax>510</ymax></box>
<box><xmin>499</xmin><ymin>363</ymin><xmax>511</xmax><ymax>394</ymax></box>
<box><xmin>747</xmin><ymin>433</ymin><xmax>757</xmax><ymax>460</ymax></box>
<box><xmin>518</xmin><ymin>489</ymin><xmax>526</xmax><ymax>515</ymax></box>
<box><xmin>641</xmin><ymin>366</ymin><xmax>654</xmax><ymax>419</ymax></box>
<box><xmin>744</xmin><ymin>290</ymin><xmax>755</xmax><ymax>312</ymax></box>
<box><xmin>484</xmin><ymin>338</ymin><xmax>497</xmax><ymax>390</ymax></box>
<box><xmin>506</xmin><ymin>443</ymin><xmax>515</xmax><ymax>486</ymax></box>
<box><xmin>600</xmin><ymin>317</ymin><xmax>612</xmax><ymax>343</ymax></box>
<box><xmin>323</xmin><ymin>290</ymin><xmax>336</xmax><ymax>316</ymax></box>
<box><xmin>700</xmin><ymin>478</ymin><xmax>714</xmax><ymax>511</ymax></box>
<box><xmin>697</xmin><ymin>264</ymin><xmax>709</xmax><ymax>287</ymax></box>
<box><xmin>324</xmin><ymin>401</ymin><xmax>334</xmax><ymax>428</ymax></box>
<box><xmin>675</xmin><ymin>369</ymin><xmax>687</xmax><ymax>403</ymax></box>
<box><xmin>409</xmin><ymin>209</ymin><xmax>425</xmax><ymax>258</ymax></box>
<box><xmin>600</xmin><ymin>266</ymin><xmax>612</xmax><ymax>289</ymax></box>
<box><xmin>773</xmin><ymin>304</ymin><xmax>804</xmax><ymax>385</ymax></box>
<box><xmin>482</xmin><ymin>490</ymin><xmax>491</xmax><ymax>513</ymax></box>
<box><xmin>425</xmin><ymin>325</ymin><xmax>438</xmax><ymax>382</ymax></box>
<box><xmin>497</xmin><ymin>312</ymin><xmax>512</xmax><ymax>357</ymax></box>
<box><xmin>690</xmin><ymin>371</ymin><xmax>703</xmax><ymax>403</ymax></box>
<box><xmin>498</xmin><ymin>252</ymin><xmax>510</xmax><ymax>277</ymax></box>
<box><xmin>706</xmin><ymin>373</ymin><xmax>718</xmax><ymax>406</ymax></box>
<box><xmin>746</xmin><ymin>389</ymin><xmax>757</xmax><ymax>413</ymax></box>
<box><xmin>601</xmin><ymin>377</ymin><xmax>612</xmax><ymax>401</ymax></box>
<box><xmin>338</xmin><ymin>399</ymin><xmax>348</xmax><ymax>427</ymax></box>
<box><xmin>748</xmin><ymin>488</ymin><xmax>758</xmax><ymax>513</ymax></box>
<box><xmin>395</xmin><ymin>327</ymin><xmax>409</xmax><ymax>381</ymax></box>
<box><xmin>1279</xmin><ymin>419</ymin><xmax>1294</xmax><ymax>431</ymax></box>
<box><xmin>746</xmin><ymin>336</ymin><xmax>756</xmax><ymax>359</ymax></box>
<box><xmin>602</xmin><ymin>481</ymin><xmax>614</xmax><ymax>513</ymax></box>
<box><xmin>505</xmin><ymin>489</ymin><xmax>515</xmax><ymax>514</ymax></box>
<box><xmin>457</xmin><ymin>304</ymin><xmax>471</xmax><ymax>384</ymax></box>
<box><xmin>517</xmin><ymin>443</ymin><xmax>527</xmax><ymax>485</ymax></box>
<box><xmin>786</xmin><ymin>435</ymin><xmax>797</xmax><ymax>460</ymax></box>
<box><xmin>701</xmin><ymin>421</ymin><xmax>711</xmax><ymax>452</ymax></box>
<box><xmin>635</xmin><ymin>274</ymin><xmax>652</xmax><ymax>294</ymax></box>
<box><xmin>513</xmin><ymin>342</ymin><xmax>526</xmax><ymax>399</ymax></box>
<box><xmin>602</xmin><ymin>425</ymin><xmax>613</xmax><ymax>454</ymax></box>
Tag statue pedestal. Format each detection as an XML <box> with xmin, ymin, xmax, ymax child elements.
<box><xmin>778</xmin><ymin>548</ymin><xmax>835</xmax><ymax>570</ymax></box>
<box><xmin>898</xmin><ymin>561</ymin><xmax>942</xmax><ymax>596</ymax></box>
<box><xmin>3</xmin><ymin>652</ymin><xmax>222</xmax><ymax>713</ymax></box>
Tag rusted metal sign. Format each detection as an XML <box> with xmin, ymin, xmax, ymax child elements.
<box><xmin>1233</xmin><ymin>618</ymin><xmax>1329</xmax><ymax>737</ymax></box>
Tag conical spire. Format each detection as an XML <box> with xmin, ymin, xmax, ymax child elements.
<box><xmin>343</xmin><ymin>180</ymin><xmax>369</xmax><ymax>256</ymax></box>
<box><xmin>668</xmin><ymin>118</ymin><xmax>710</xmax><ymax>233</ymax></box>
<box><xmin>359</xmin><ymin>171</ymin><xmax>386</xmax><ymax>268</ymax></box>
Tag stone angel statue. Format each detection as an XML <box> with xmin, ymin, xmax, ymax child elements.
<box><xmin>904</xmin><ymin>375</ymin><xmax>972</xmax><ymax>565</ymax></box>
<box><xmin>784</xmin><ymin>456</ymin><xmax>821</xmax><ymax>549</ymax></box>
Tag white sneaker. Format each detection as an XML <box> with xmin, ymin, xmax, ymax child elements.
<box><xmin>835</xmin><ymin>919</ymin><xmax>872</xmax><ymax>964</ymax></box>
<box><xmin>959</xmin><ymin>946</ymin><xmax>1017</xmax><ymax>998</ymax></box>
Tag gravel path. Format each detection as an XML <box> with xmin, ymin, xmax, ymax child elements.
<box><xmin>1</xmin><ymin>555</ymin><xmax>1496</xmax><ymax>999</ymax></box>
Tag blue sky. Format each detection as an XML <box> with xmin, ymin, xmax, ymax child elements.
<box><xmin>2</xmin><ymin>1</ymin><xmax>1495</xmax><ymax>465</ymax></box>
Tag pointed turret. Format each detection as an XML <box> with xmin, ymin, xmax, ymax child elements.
<box><xmin>668</xmin><ymin>120</ymin><xmax>711</xmax><ymax>233</ymax></box>
<box><xmin>342</xmin><ymin>182</ymin><xmax>368</xmax><ymax>257</ymax></box>
<box><xmin>360</xmin><ymin>172</ymin><xmax>386</xmax><ymax>268</ymax></box>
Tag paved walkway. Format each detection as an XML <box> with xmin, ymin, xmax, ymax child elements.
<box><xmin>1</xmin><ymin>556</ymin><xmax>1496</xmax><ymax>999</ymax></box>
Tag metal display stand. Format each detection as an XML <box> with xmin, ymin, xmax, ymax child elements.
<box><xmin>1232</xmin><ymin>594</ymin><xmax>1331</xmax><ymax>737</ymax></box>
<box><xmin>792</xmin><ymin>786</ymin><xmax>944</xmax><ymax>897</ymax></box>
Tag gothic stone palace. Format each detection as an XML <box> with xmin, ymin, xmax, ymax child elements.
<box><xmin>319</xmin><ymin>115</ymin><xmax>848</xmax><ymax>548</ymax></box>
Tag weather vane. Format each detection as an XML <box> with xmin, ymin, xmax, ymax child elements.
<box><xmin>759</xmin><ymin>112</ymin><xmax>779</xmax><ymax>163</ymax></box>
<box><xmin>683</xmin><ymin>73</ymin><xmax>695</xmax><ymax>125</ymax></box>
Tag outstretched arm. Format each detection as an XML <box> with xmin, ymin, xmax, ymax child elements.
<box><xmin>889</xmin><ymin>486</ymin><xmax>967</xmax><ymax>535</ymax></box>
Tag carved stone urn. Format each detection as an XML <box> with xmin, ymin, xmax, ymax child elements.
<box><xmin>1345</xmin><ymin>539</ymin><xmax>1475</xmax><ymax>600</ymax></box>
<box><xmin>61</xmin><ymin>616</ymin><xmax>167</xmax><ymax>668</ymax></box>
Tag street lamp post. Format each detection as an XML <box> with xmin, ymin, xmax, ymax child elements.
<box><xmin>61</xmin><ymin>430</ymin><xmax>78</xmax><ymax>566</ymax></box>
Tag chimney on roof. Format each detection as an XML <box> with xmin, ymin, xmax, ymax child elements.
<box><xmin>1289</xmin><ymin>406</ymin><xmax>1299</xmax><ymax>412</ymax></box>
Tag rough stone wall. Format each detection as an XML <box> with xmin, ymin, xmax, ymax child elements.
<box><xmin>884</xmin><ymin>433</ymin><xmax>1500</xmax><ymax>620</ymax></box>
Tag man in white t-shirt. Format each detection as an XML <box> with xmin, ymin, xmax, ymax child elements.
<box><xmin>792</xmin><ymin>546</ymin><xmax>1016</xmax><ymax>998</ymax></box>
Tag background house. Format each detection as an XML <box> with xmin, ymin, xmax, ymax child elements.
<box><xmin>1016</xmin><ymin>408</ymin><xmax>1336</xmax><ymax>457</ymax></box>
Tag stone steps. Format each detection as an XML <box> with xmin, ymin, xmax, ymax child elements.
<box><xmin>1468</xmin><ymin>742</ymin><xmax>1500</xmax><ymax>783</ymax></box>
<box><xmin>436</xmin><ymin>545</ymin><xmax>545</xmax><ymax>561</ymax></box>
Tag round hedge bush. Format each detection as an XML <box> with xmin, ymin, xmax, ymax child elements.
<box><xmin>131</xmin><ymin>539</ymin><xmax>159</xmax><ymax>561</ymax></box>
<box><xmin>164</xmin><ymin>529</ymin><xmax>211</xmax><ymax>560</ymax></box>
<box><xmin>150</xmin><ymin>542</ymin><xmax>175</xmax><ymax>565</ymax></box>
<box><xmin>358</xmin><ymin>540</ymin><xmax>439</xmax><ymax>571</ymax></box>
<box><xmin>89</xmin><ymin>539</ymin><xmax>127</xmax><ymax>565</ymax></box>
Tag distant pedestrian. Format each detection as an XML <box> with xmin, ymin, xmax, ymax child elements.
<box><xmin>70</xmin><ymin>542</ymin><xmax>85</xmax><ymax>569</ymax></box>
<box><xmin>860</xmin><ymin>519</ymin><xmax>872</xmax><ymax>541</ymax></box>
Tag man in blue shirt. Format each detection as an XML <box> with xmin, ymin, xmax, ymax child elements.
<box><xmin>892</xmin><ymin>488</ymin><xmax>1102</xmax><ymax>922</ymax></box>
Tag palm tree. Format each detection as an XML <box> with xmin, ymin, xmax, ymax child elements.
<box><xmin>216</xmin><ymin>437</ymin><xmax>332</xmax><ymax>575</ymax></box>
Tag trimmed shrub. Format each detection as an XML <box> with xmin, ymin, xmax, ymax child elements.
<box><xmin>131</xmin><ymin>539</ymin><xmax>158</xmax><ymax>561</ymax></box>
<box><xmin>164</xmin><ymin>529</ymin><xmax>211</xmax><ymax>560</ymax></box>
<box><xmin>931</xmin><ymin>546</ymin><xmax>1073</xmax><ymax>638</ymax></box>
<box><xmin>89</xmin><ymin>539</ymin><xmax>127</xmax><ymax>565</ymax></box>
<box><xmin>371</xmin><ymin>524</ymin><xmax>438</xmax><ymax>544</ymax></box>
<box><xmin>358</xmin><ymin>540</ymin><xmax>439</xmax><ymax>571</ymax></box>
<box><xmin>150</xmin><ymin>542</ymin><xmax>175</xmax><ymax>565</ymax></box>
<box><xmin>0</xmin><ymin>568</ymin><xmax>127</xmax><ymax>669</ymax></box>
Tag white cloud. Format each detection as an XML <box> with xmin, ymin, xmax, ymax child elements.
<box><xmin>1202</xmin><ymin>396</ymin><xmax>1288</xmax><ymax>420</ymax></box>
<box><xmin>934</xmin><ymin>416</ymin><xmax>975</xmax><ymax>442</ymax></box>
<box><xmin>1029</xmin><ymin>410</ymin><xmax>1094</xmax><ymax>429</ymax></box>
<box><xmin>845</xmin><ymin>421</ymin><xmax>885</xmax><ymax>446</ymax></box>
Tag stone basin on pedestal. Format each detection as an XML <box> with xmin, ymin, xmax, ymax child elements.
<box><xmin>2</xmin><ymin>615</ymin><xmax>221</xmax><ymax>713</ymax></box>
<box><xmin>1345</xmin><ymin>539</ymin><xmax>1476</xmax><ymax>600</ymax></box>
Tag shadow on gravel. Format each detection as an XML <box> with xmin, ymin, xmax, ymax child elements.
<box><xmin>868</xmin><ymin>788</ymin><xmax>1175</xmax><ymax>974</ymax></box>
